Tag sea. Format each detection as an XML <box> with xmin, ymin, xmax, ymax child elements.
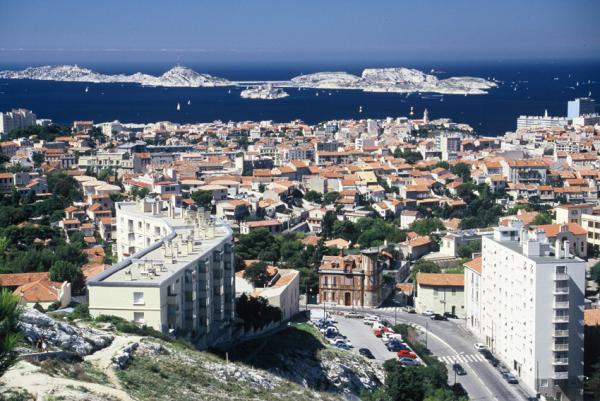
<box><xmin>0</xmin><ymin>60</ymin><xmax>598</xmax><ymax>136</ymax></box>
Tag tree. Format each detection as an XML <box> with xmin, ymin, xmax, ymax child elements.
<box><xmin>411</xmin><ymin>218</ymin><xmax>445</xmax><ymax>236</ymax></box>
<box><xmin>236</xmin><ymin>228</ymin><xmax>278</xmax><ymax>260</ymax></box>
<box><xmin>0</xmin><ymin>290</ymin><xmax>22</xmax><ymax>377</ymax></box>
<box><xmin>532</xmin><ymin>212</ymin><xmax>552</xmax><ymax>225</ymax></box>
<box><xmin>235</xmin><ymin>293</ymin><xmax>282</xmax><ymax>329</ymax></box>
<box><xmin>243</xmin><ymin>261</ymin><xmax>271</xmax><ymax>287</ymax></box>
<box><xmin>591</xmin><ymin>261</ymin><xmax>600</xmax><ymax>288</ymax></box>
<box><xmin>450</xmin><ymin>163</ymin><xmax>471</xmax><ymax>182</ymax></box>
<box><xmin>304</xmin><ymin>190</ymin><xmax>323</xmax><ymax>204</ymax></box>
<box><xmin>323</xmin><ymin>191</ymin><xmax>341</xmax><ymax>205</ymax></box>
<box><xmin>587</xmin><ymin>361</ymin><xmax>600</xmax><ymax>400</ymax></box>
<box><xmin>321</xmin><ymin>211</ymin><xmax>337</xmax><ymax>239</ymax></box>
<box><xmin>411</xmin><ymin>259</ymin><xmax>441</xmax><ymax>282</ymax></box>
<box><xmin>191</xmin><ymin>190</ymin><xmax>213</xmax><ymax>209</ymax></box>
<box><xmin>129</xmin><ymin>186</ymin><xmax>150</xmax><ymax>200</ymax></box>
<box><xmin>49</xmin><ymin>260</ymin><xmax>85</xmax><ymax>294</ymax></box>
<box><xmin>456</xmin><ymin>241</ymin><xmax>481</xmax><ymax>259</ymax></box>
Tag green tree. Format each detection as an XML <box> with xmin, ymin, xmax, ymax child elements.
<box><xmin>191</xmin><ymin>190</ymin><xmax>213</xmax><ymax>209</ymax></box>
<box><xmin>410</xmin><ymin>218</ymin><xmax>445</xmax><ymax>236</ymax></box>
<box><xmin>411</xmin><ymin>259</ymin><xmax>441</xmax><ymax>282</ymax></box>
<box><xmin>49</xmin><ymin>260</ymin><xmax>85</xmax><ymax>294</ymax></box>
<box><xmin>591</xmin><ymin>262</ymin><xmax>600</xmax><ymax>288</ymax></box>
<box><xmin>323</xmin><ymin>191</ymin><xmax>341</xmax><ymax>205</ymax></box>
<box><xmin>456</xmin><ymin>241</ymin><xmax>481</xmax><ymax>259</ymax></box>
<box><xmin>532</xmin><ymin>212</ymin><xmax>552</xmax><ymax>225</ymax></box>
<box><xmin>0</xmin><ymin>290</ymin><xmax>22</xmax><ymax>377</ymax></box>
<box><xmin>451</xmin><ymin>163</ymin><xmax>471</xmax><ymax>182</ymax></box>
<box><xmin>243</xmin><ymin>261</ymin><xmax>271</xmax><ymax>287</ymax></box>
<box><xmin>304</xmin><ymin>190</ymin><xmax>323</xmax><ymax>204</ymax></box>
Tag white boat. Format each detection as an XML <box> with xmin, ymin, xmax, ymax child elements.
<box><xmin>187</xmin><ymin>100</ymin><xmax>191</xmax><ymax>106</ymax></box>
<box><xmin>358</xmin><ymin>106</ymin><xmax>363</xmax><ymax>113</ymax></box>
<box><xmin>176</xmin><ymin>102</ymin><xmax>181</xmax><ymax>111</ymax></box>
<box><xmin>409</xmin><ymin>106</ymin><xmax>414</xmax><ymax>116</ymax></box>
<box><xmin>85</xmin><ymin>86</ymin><xmax>89</xmax><ymax>93</ymax></box>
<box><xmin>315</xmin><ymin>92</ymin><xmax>319</xmax><ymax>96</ymax></box>
<box><xmin>228</xmin><ymin>89</ymin><xmax>231</xmax><ymax>94</ymax></box>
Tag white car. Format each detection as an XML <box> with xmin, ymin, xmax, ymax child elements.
<box><xmin>382</xmin><ymin>333</ymin><xmax>403</xmax><ymax>343</ymax></box>
<box><xmin>331</xmin><ymin>338</ymin><xmax>353</xmax><ymax>348</ymax></box>
<box><xmin>345</xmin><ymin>312</ymin><xmax>364</xmax><ymax>319</ymax></box>
<box><xmin>422</xmin><ymin>309</ymin><xmax>435</xmax><ymax>316</ymax></box>
<box><xmin>474</xmin><ymin>343</ymin><xmax>487</xmax><ymax>351</ymax></box>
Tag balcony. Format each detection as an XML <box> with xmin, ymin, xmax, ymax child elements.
<box><xmin>553</xmin><ymin>287</ymin><xmax>569</xmax><ymax>295</ymax></box>
<box><xmin>553</xmin><ymin>330</ymin><xmax>569</xmax><ymax>337</ymax></box>
<box><xmin>553</xmin><ymin>372</ymin><xmax>568</xmax><ymax>380</ymax></box>
<box><xmin>553</xmin><ymin>301</ymin><xmax>570</xmax><ymax>309</ymax></box>
<box><xmin>554</xmin><ymin>273</ymin><xmax>570</xmax><ymax>281</ymax></box>
<box><xmin>552</xmin><ymin>315</ymin><xmax>569</xmax><ymax>323</ymax></box>
<box><xmin>553</xmin><ymin>358</ymin><xmax>569</xmax><ymax>365</ymax></box>
<box><xmin>552</xmin><ymin>343</ymin><xmax>569</xmax><ymax>351</ymax></box>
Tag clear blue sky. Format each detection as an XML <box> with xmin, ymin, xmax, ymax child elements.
<box><xmin>1</xmin><ymin>0</ymin><xmax>599</xmax><ymax>65</ymax></box>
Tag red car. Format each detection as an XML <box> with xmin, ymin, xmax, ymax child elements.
<box><xmin>374</xmin><ymin>328</ymin><xmax>383</xmax><ymax>337</ymax></box>
<box><xmin>397</xmin><ymin>350</ymin><xmax>417</xmax><ymax>359</ymax></box>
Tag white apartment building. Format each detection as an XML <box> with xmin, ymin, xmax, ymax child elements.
<box><xmin>517</xmin><ymin>110</ymin><xmax>569</xmax><ymax>131</ymax></box>
<box><xmin>476</xmin><ymin>222</ymin><xmax>584</xmax><ymax>401</ymax></box>
<box><xmin>88</xmin><ymin>198</ymin><xmax>235</xmax><ymax>349</ymax></box>
<box><xmin>0</xmin><ymin>108</ymin><xmax>37</xmax><ymax>135</ymax></box>
<box><xmin>78</xmin><ymin>151</ymin><xmax>144</xmax><ymax>175</ymax></box>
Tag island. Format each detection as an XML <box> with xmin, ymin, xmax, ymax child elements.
<box><xmin>240</xmin><ymin>84</ymin><xmax>289</xmax><ymax>100</ymax></box>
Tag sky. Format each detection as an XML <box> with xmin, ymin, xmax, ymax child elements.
<box><xmin>0</xmin><ymin>0</ymin><xmax>599</xmax><ymax>66</ymax></box>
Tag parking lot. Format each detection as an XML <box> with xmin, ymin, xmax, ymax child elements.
<box><xmin>335</xmin><ymin>316</ymin><xmax>393</xmax><ymax>362</ymax></box>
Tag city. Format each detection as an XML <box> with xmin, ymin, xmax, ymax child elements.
<box><xmin>1</xmin><ymin>2</ymin><xmax>600</xmax><ymax>401</ymax></box>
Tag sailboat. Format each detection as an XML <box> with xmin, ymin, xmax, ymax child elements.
<box><xmin>187</xmin><ymin>99</ymin><xmax>191</xmax><ymax>106</ymax></box>
<box><xmin>358</xmin><ymin>106</ymin><xmax>363</xmax><ymax>113</ymax></box>
<box><xmin>315</xmin><ymin>92</ymin><xmax>319</xmax><ymax>97</ymax></box>
<box><xmin>176</xmin><ymin>102</ymin><xmax>181</xmax><ymax>111</ymax></box>
<box><xmin>85</xmin><ymin>86</ymin><xmax>89</xmax><ymax>93</ymax></box>
<box><xmin>409</xmin><ymin>106</ymin><xmax>414</xmax><ymax>116</ymax></box>
<box><xmin>228</xmin><ymin>89</ymin><xmax>232</xmax><ymax>94</ymax></box>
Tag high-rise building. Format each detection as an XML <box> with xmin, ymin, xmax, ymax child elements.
<box><xmin>88</xmin><ymin>197</ymin><xmax>235</xmax><ymax>349</ymax></box>
<box><xmin>517</xmin><ymin>110</ymin><xmax>569</xmax><ymax>131</ymax></box>
<box><xmin>567</xmin><ymin>98</ymin><xmax>596</xmax><ymax>119</ymax></box>
<box><xmin>0</xmin><ymin>108</ymin><xmax>37</xmax><ymax>135</ymax></box>
<box><xmin>470</xmin><ymin>221</ymin><xmax>584</xmax><ymax>401</ymax></box>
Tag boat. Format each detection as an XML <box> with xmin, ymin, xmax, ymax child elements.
<box><xmin>228</xmin><ymin>89</ymin><xmax>231</xmax><ymax>94</ymax></box>
<box><xmin>315</xmin><ymin>92</ymin><xmax>319</xmax><ymax>96</ymax></box>
<box><xmin>187</xmin><ymin>100</ymin><xmax>191</xmax><ymax>106</ymax></box>
<box><xmin>358</xmin><ymin>106</ymin><xmax>363</xmax><ymax>113</ymax></box>
<box><xmin>85</xmin><ymin>86</ymin><xmax>89</xmax><ymax>93</ymax></box>
<box><xmin>176</xmin><ymin>102</ymin><xmax>181</xmax><ymax>111</ymax></box>
<box><xmin>440</xmin><ymin>97</ymin><xmax>444</xmax><ymax>102</ymax></box>
<box><xmin>409</xmin><ymin>106</ymin><xmax>414</xmax><ymax>116</ymax></box>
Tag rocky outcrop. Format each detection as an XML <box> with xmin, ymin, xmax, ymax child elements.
<box><xmin>112</xmin><ymin>342</ymin><xmax>139</xmax><ymax>369</ymax></box>
<box><xmin>19</xmin><ymin>308</ymin><xmax>114</xmax><ymax>356</ymax></box>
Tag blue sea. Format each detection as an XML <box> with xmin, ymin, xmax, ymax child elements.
<box><xmin>0</xmin><ymin>61</ymin><xmax>598</xmax><ymax>136</ymax></box>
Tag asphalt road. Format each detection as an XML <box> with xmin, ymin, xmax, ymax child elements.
<box><xmin>335</xmin><ymin>316</ymin><xmax>394</xmax><ymax>362</ymax></box>
<box><xmin>312</xmin><ymin>305</ymin><xmax>533</xmax><ymax>401</ymax></box>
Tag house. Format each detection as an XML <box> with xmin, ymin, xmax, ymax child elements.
<box><xmin>415</xmin><ymin>273</ymin><xmax>465</xmax><ymax>318</ymax></box>
<box><xmin>399</xmin><ymin>235</ymin><xmax>433</xmax><ymax>260</ymax></box>
<box><xmin>239</xmin><ymin>219</ymin><xmax>283</xmax><ymax>235</ymax></box>
<box><xmin>13</xmin><ymin>279</ymin><xmax>71</xmax><ymax>309</ymax></box>
<box><xmin>555</xmin><ymin>203</ymin><xmax>594</xmax><ymax>225</ymax></box>
<box><xmin>318</xmin><ymin>248</ymin><xmax>382</xmax><ymax>308</ymax></box>
<box><xmin>215</xmin><ymin>199</ymin><xmax>251</xmax><ymax>224</ymax></box>
<box><xmin>535</xmin><ymin>223</ymin><xmax>588</xmax><ymax>258</ymax></box>
<box><xmin>464</xmin><ymin>256</ymin><xmax>483</xmax><ymax>334</ymax></box>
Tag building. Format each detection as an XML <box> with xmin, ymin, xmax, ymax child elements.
<box><xmin>88</xmin><ymin>198</ymin><xmax>235</xmax><ymax>349</ymax></box>
<box><xmin>414</xmin><ymin>273</ymin><xmax>465</xmax><ymax>318</ymax></box>
<box><xmin>236</xmin><ymin>267</ymin><xmax>300</xmax><ymax>321</ymax></box>
<box><xmin>517</xmin><ymin>110</ymin><xmax>569</xmax><ymax>131</ymax></box>
<box><xmin>0</xmin><ymin>108</ymin><xmax>36</xmax><ymax>135</ymax></box>
<box><xmin>567</xmin><ymin>98</ymin><xmax>596</xmax><ymax>119</ymax></box>
<box><xmin>555</xmin><ymin>204</ymin><xmax>594</xmax><ymax>225</ymax></box>
<box><xmin>317</xmin><ymin>249</ymin><xmax>382</xmax><ymax>308</ymax></box>
<box><xmin>239</xmin><ymin>219</ymin><xmax>282</xmax><ymax>235</ymax></box>
<box><xmin>581</xmin><ymin>211</ymin><xmax>600</xmax><ymax>253</ymax></box>
<box><xmin>463</xmin><ymin>257</ymin><xmax>482</xmax><ymax>335</ymax></box>
<box><xmin>477</xmin><ymin>221</ymin><xmax>585</xmax><ymax>401</ymax></box>
<box><xmin>536</xmin><ymin>223</ymin><xmax>587</xmax><ymax>258</ymax></box>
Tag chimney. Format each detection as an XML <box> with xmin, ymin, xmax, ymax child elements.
<box><xmin>555</xmin><ymin>238</ymin><xmax>561</xmax><ymax>259</ymax></box>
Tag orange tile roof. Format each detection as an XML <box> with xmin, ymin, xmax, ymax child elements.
<box><xmin>585</xmin><ymin>309</ymin><xmax>600</xmax><ymax>326</ymax></box>
<box><xmin>464</xmin><ymin>256</ymin><xmax>482</xmax><ymax>274</ymax></box>
<box><xmin>0</xmin><ymin>272</ymin><xmax>49</xmax><ymax>287</ymax></box>
<box><xmin>417</xmin><ymin>273</ymin><xmax>464</xmax><ymax>287</ymax></box>
<box><xmin>13</xmin><ymin>280</ymin><xmax>63</xmax><ymax>303</ymax></box>
<box><xmin>537</xmin><ymin>223</ymin><xmax>587</xmax><ymax>237</ymax></box>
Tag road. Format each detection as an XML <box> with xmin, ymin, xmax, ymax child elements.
<box><xmin>312</xmin><ymin>305</ymin><xmax>534</xmax><ymax>401</ymax></box>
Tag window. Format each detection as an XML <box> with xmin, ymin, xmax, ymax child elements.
<box><xmin>133</xmin><ymin>312</ymin><xmax>145</xmax><ymax>323</ymax></box>
<box><xmin>133</xmin><ymin>292</ymin><xmax>145</xmax><ymax>305</ymax></box>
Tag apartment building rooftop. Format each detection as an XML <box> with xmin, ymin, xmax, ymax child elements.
<box><xmin>89</xmin><ymin>200</ymin><xmax>232</xmax><ymax>287</ymax></box>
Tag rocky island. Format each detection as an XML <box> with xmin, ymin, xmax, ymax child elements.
<box><xmin>240</xmin><ymin>84</ymin><xmax>289</xmax><ymax>99</ymax></box>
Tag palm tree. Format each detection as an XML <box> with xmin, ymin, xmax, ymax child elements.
<box><xmin>0</xmin><ymin>290</ymin><xmax>22</xmax><ymax>377</ymax></box>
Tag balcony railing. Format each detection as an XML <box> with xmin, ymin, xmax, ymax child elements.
<box><xmin>552</xmin><ymin>315</ymin><xmax>569</xmax><ymax>323</ymax></box>
<box><xmin>553</xmin><ymin>287</ymin><xmax>569</xmax><ymax>295</ymax></box>
<box><xmin>552</xmin><ymin>343</ymin><xmax>569</xmax><ymax>351</ymax></box>
<box><xmin>553</xmin><ymin>358</ymin><xmax>569</xmax><ymax>365</ymax></box>
<box><xmin>554</xmin><ymin>273</ymin><xmax>570</xmax><ymax>281</ymax></box>
<box><xmin>553</xmin><ymin>372</ymin><xmax>568</xmax><ymax>380</ymax></box>
<box><xmin>553</xmin><ymin>330</ymin><xmax>569</xmax><ymax>337</ymax></box>
<box><xmin>553</xmin><ymin>301</ymin><xmax>570</xmax><ymax>309</ymax></box>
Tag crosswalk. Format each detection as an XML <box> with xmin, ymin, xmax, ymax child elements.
<box><xmin>437</xmin><ymin>353</ymin><xmax>486</xmax><ymax>364</ymax></box>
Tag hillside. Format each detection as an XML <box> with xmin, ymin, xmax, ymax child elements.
<box><xmin>0</xmin><ymin>309</ymin><xmax>383</xmax><ymax>401</ymax></box>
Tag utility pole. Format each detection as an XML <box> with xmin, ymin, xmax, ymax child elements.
<box><xmin>425</xmin><ymin>320</ymin><xmax>429</xmax><ymax>349</ymax></box>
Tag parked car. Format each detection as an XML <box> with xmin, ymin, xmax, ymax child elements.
<box><xmin>502</xmin><ymin>372</ymin><xmax>519</xmax><ymax>384</ymax></box>
<box><xmin>452</xmin><ymin>363</ymin><xmax>466</xmax><ymax>376</ymax></box>
<box><xmin>422</xmin><ymin>309</ymin><xmax>435</xmax><ymax>316</ymax></box>
<box><xmin>443</xmin><ymin>312</ymin><xmax>458</xmax><ymax>319</ymax></box>
<box><xmin>399</xmin><ymin>357</ymin><xmax>420</xmax><ymax>366</ymax></box>
<box><xmin>335</xmin><ymin>342</ymin><xmax>351</xmax><ymax>350</ymax></box>
<box><xmin>474</xmin><ymin>343</ymin><xmax>487</xmax><ymax>351</ymax></box>
<box><xmin>332</xmin><ymin>338</ymin><xmax>353</xmax><ymax>348</ymax></box>
<box><xmin>363</xmin><ymin>316</ymin><xmax>379</xmax><ymax>326</ymax></box>
<box><xmin>359</xmin><ymin>348</ymin><xmax>375</xmax><ymax>359</ymax></box>
<box><xmin>481</xmin><ymin>349</ymin><xmax>499</xmax><ymax>366</ymax></box>
<box><xmin>387</xmin><ymin>341</ymin><xmax>409</xmax><ymax>352</ymax></box>
<box><xmin>397</xmin><ymin>350</ymin><xmax>417</xmax><ymax>359</ymax></box>
<box><xmin>382</xmin><ymin>333</ymin><xmax>403</xmax><ymax>343</ymax></box>
<box><xmin>345</xmin><ymin>312</ymin><xmax>364</xmax><ymax>319</ymax></box>
<box><xmin>373</xmin><ymin>328</ymin><xmax>383</xmax><ymax>337</ymax></box>
<box><xmin>402</xmin><ymin>306</ymin><xmax>416</xmax><ymax>314</ymax></box>
<box><xmin>430</xmin><ymin>313</ymin><xmax>448</xmax><ymax>321</ymax></box>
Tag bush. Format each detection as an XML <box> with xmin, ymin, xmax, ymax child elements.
<box><xmin>94</xmin><ymin>315</ymin><xmax>171</xmax><ymax>342</ymax></box>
